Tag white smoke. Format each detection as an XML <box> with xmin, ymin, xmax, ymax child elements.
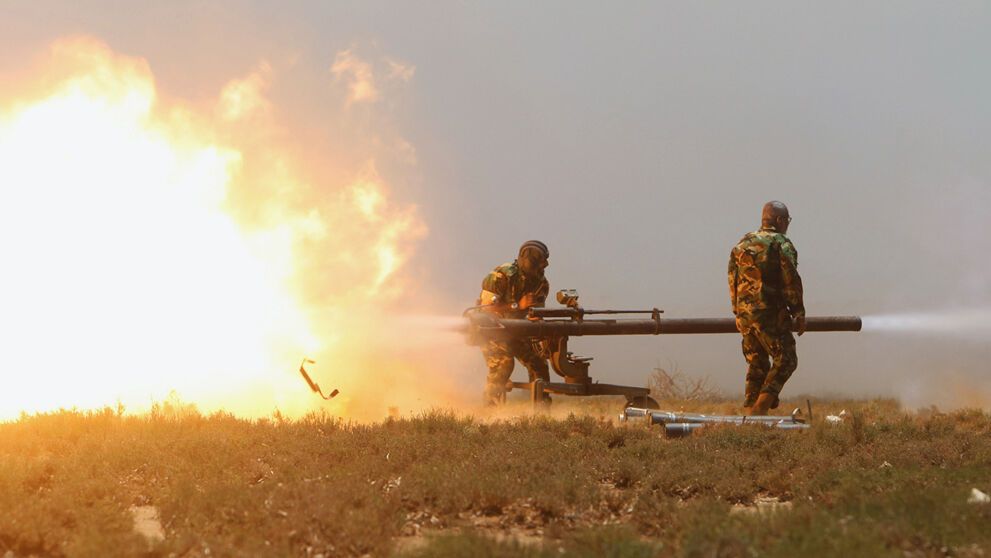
<box><xmin>862</xmin><ymin>309</ymin><xmax>991</xmax><ymax>410</ymax></box>
<box><xmin>863</xmin><ymin>308</ymin><xmax>991</xmax><ymax>342</ymax></box>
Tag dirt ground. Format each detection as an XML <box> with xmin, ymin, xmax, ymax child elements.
<box><xmin>1</xmin><ymin>396</ymin><xmax>990</xmax><ymax>557</ymax></box>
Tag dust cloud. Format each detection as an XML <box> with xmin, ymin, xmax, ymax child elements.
<box><xmin>859</xmin><ymin>309</ymin><xmax>991</xmax><ymax>410</ymax></box>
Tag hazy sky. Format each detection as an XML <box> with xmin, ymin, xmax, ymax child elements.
<box><xmin>4</xmin><ymin>2</ymin><xmax>990</xmax><ymax>405</ymax></box>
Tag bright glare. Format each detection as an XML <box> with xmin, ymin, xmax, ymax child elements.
<box><xmin>0</xmin><ymin>39</ymin><xmax>320</xmax><ymax>419</ymax></box>
<box><xmin>0</xmin><ymin>38</ymin><xmax>447</xmax><ymax>421</ymax></box>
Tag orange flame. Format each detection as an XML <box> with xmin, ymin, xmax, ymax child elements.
<box><xmin>0</xmin><ymin>37</ymin><xmax>436</xmax><ymax>420</ymax></box>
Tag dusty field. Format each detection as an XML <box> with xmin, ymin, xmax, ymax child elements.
<box><xmin>1</xmin><ymin>397</ymin><xmax>990</xmax><ymax>557</ymax></box>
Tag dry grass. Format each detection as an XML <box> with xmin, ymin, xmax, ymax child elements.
<box><xmin>1</xmin><ymin>397</ymin><xmax>990</xmax><ymax>557</ymax></box>
<box><xmin>648</xmin><ymin>364</ymin><xmax>721</xmax><ymax>403</ymax></box>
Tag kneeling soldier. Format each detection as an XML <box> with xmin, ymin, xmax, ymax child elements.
<box><xmin>477</xmin><ymin>240</ymin><xmax>551</xmax><ymax>405</ymax></box>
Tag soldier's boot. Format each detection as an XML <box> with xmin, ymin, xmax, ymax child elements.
<box><xmin>750</xmin><ymin>392</ymin><xmax>777</xmax><ymax>416</ymax></box>
<box><xmin>742</xmin><ymin>381</ymin><xmax>762</xmax><ymax>409</ymax></box>
<box><xmin>483</xmin><ymin>390</ymin><xmax>503</xmax><ymax>407</ymax></box>
<box><xmin>483</xmin><ymin>381</ymin><xmax>508</xmax><ymax>406</ymax></box>
<box><xmin>743</xmin><ymin>393</ymin><xmax>757</xmax><ymax>409</ymax></box>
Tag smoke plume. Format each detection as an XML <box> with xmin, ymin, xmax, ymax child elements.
<box><xmin>863</xmin><ymin>309</ymin><xmax>991</xmax><ymax>342</ymax></box>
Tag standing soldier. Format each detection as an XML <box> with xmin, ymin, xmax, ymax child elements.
<box><xmin>728</xmin><ymin>202</ymin><xmax>806</xmax><ymax>415</ymax></box>
<box><xmin>477</xmin><ymin>240</ymin><xmax>552</xmax><ymax>405</ymax></box>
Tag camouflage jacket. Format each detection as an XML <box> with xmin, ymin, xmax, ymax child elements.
<box><xmin>728</xmin><ymin>227</ymin><xmax>805</xmax><ymax>320</ymax></box>
<box><xmin>478</xmin><ymin>261</ymin><xmax>549</xmax><ymax>317</ymax></box>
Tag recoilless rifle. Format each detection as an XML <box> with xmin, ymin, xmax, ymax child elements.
<box><xmin>462</xmin><ymin>289</ymin><xmax>861</xmax><ymax>409</ymax></box>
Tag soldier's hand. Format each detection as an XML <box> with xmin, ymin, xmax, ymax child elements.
<box><xmin>518</xmin><ymin>294</ymin><xmax>537</xmax><ymax>310</ymax></box>
<box><xmin>795</xmin><ymin>316</ymin><xmax>807</xmax><ymax>337</ymax></box>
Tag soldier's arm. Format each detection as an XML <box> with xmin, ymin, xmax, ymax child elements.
<box><xmin>779</xmin><ymin>240</ymin><xmax>805</xmax><ymax>320</ymax></box>
<box><xmin>478</xmin><ymin>270</ymin><xmax>508</xmax><ymax>311</ymax></box>
<box><xmin>727</xmin><ymin>247</ymin><xmax>739</xmax><ymax>313</ymax></box>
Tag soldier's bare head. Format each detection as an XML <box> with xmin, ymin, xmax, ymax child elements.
<box><xmin>761</xmin><ymin>201</ymin><xmax>791</xmax><ymax>233</ymax></box>
<box><xmin>518</xmin><ymin>240</ymin><xmax>549</xmax><ymax>276</ymax></box>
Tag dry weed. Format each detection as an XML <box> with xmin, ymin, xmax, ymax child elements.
<box><xmin>0</xmin><ymin>398</ymin><xmax>989</xmax><ymax>556</ymax></box>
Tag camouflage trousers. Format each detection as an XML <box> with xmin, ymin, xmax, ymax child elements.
<box><xmin>481</xmin><ymin>338</ymin><xmax>550</xmax><ymax>405</ymax></box>
<box><xmin>737</xmin><ymin>315</ymin><xmax>797</xmax><ymax>405</ymax></box>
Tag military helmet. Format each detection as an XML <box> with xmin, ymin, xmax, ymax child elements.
<box><xmin>519</xmin><ymin>240</ymin><xmax>549</xmax><ymax>259</ymax></box>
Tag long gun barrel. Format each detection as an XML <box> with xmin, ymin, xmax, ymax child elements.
<box><xmin>460</xmin><ymin>289</ymin><xmax>860</xmax><ymax>409</ymax></box>
<box><xmin>464</xmin><ymin>315</ymin><xmax>861</xmax><ymax>342</ymax></box>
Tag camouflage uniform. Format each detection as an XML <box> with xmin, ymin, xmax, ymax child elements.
<box><xmin>728</xmin><ymin>227</ymin><xmax>805</xmax><ymax>406</ymax></box>
<box><xmin>478</xmin><ymin>261</ymin><xmax>550</xmax><ymax>404</ymax></box>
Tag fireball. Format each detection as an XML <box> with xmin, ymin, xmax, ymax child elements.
<box><xmin>0</xmin><ymin>38</ymin><xmax>427</xmax><ymax>419</ymax></box>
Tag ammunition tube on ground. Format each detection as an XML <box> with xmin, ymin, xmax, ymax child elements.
<box><xmin>648</xmin><ymin>413</ymin><xmax>793</xmax><ymax>426</ymax></box>
<box><xmin>622</xmin><ymin>407</ymin><xmax>804</xmax><ymax>425</ymax></box>
<box><xmin>621</xmin><ymin>408</ymin><xmax>811</xmax><ymax>437</ymax></box>
<box><xmin>620</xmin><ymin>407</ymin><xmax>653</xmax><ymax>419</ymax></box>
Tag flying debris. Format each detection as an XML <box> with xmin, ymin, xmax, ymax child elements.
<box><xmin>298</xmin><ymin>358</ymin><xmax>339</xmax><ymax>400</ymax></box>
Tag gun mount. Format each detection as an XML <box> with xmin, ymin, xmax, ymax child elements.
<box><xmin>463</xmin><ymin>289</ymin><xmax>861</xmax><ymax>409</ymax></box>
